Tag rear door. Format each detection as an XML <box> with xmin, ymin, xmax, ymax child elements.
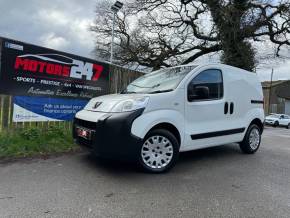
<box><xmin>183</xmin><ymin>68</ymin><xmax>230</xmax><ymax>150</ymax></box>
<box><xmin>280</xmin><ymin>115</ymin><xmax>290</xmax><ymax>126</ymax></box>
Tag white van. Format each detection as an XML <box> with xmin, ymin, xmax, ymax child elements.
<box><xmin>73</xmin><ymin>64</ymin><xmax>265</xmax><ymax>173</ymax></box>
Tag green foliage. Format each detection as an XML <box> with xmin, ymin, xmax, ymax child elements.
<box><xmin>0</xmin><ymin>126</ymin><xmax>78</xmax><ymax>158</ymax></box>
<box><xmin>221</xmin><ymin>40</ymin><xmax>256</xmax><ymax>71</ymax></box>
<box><xmin>20</xmin><ymin>128</ymin><xmax>41</xmax><ymax>140</ymax></box>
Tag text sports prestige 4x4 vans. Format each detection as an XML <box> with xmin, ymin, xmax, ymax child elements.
<box><xmin>73</xmin><ymin>64</ymin><xmax>265</xmax><ymax>173</ymax></box>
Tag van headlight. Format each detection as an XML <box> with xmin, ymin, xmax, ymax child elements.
<box><xmin>111</xmin><ymin>97</ymin><xmax>149</xmax><ymax>112</ymax></box>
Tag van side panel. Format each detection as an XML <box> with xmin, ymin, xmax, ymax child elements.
<box><xmin>224</xmin><ymin>66</ymin><xmax>264</xmax><ymax>141</ymax></box>
<box><xmin>238</xmin><ymin>69</ymin><xmax>264</xmax><ymax>133</ymax></box>
<box><xmin>243</xmin><ymin>71</ymin><xmax>265</xmax><ymax>133</ymax></box>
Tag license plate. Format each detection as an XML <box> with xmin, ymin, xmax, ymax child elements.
<box><xmin>76</xmin><ymin>127</ymin><xmax>92</xmax><ymax>140</ymax></box>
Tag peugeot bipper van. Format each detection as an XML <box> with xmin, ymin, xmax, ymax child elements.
<box><xmin>73</xmin><ymin>64</ymin><xmax>264</xmax><ymax>173</ymax></box>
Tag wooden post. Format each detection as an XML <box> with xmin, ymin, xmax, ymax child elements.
<box><xmin>2</xmin><ymin>95</ymin><xmax>10</xmax><ymax>129</ymax></box>
<box><xmin>268</xmin><ymin>68</ymin><xmax>274</xmax><ymax>114</ymax></box>
<box><xmin>0</xmin><ymin>95</ymin><xmax>3</xmax><ymax>132</ymax></box>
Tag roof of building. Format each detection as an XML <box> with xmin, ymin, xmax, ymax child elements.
<box><xmin>262</xmin><ymin>80</ymin><xmax>290</xmax><ymax>99</ymax></box>
<box><xmin>262</xmin><ymin>80</ymin><xmax>289</xmax><ymax>88</ymax></box>
<box><xmin>275</xmin><ymin>81</ymin><xmax>290</xmax><ymax>99</ymax></box>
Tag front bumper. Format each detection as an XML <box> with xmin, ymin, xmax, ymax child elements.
<box><xmin>73</xmin><ymin>109</ymin><xmax>144</xmax><ymax>161</ymax></box>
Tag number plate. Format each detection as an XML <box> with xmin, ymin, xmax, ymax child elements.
<box><xmin>76</xmin><ymin>127</ymin><xmax>92</xmax><ymax>140</ymax></box>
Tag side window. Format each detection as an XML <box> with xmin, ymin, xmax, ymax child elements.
<box><xmin>188</xmin><ymin>69</ymin><xmax>223</xmax><ymax>101</ymax></box>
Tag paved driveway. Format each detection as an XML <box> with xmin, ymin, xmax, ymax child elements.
<box><xmin>0</xmin><ymin>127</ymin><xmax>290</xmax><ymax>218</ymax></box>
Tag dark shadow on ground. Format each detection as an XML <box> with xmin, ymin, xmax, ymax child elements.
<box><xmin>81</xmin><ymin>143</ymin><xmax>242</xmax><ymax>174</ymax></box>
<box><xmin>264</xmin><ymin>125</ymin><xmax>289</xmax><ymax>130</ymax></box>
<box><xmin>83</xmin><ymin>152</ymin><xmax>138</xmax><ymax>173</ymax></box>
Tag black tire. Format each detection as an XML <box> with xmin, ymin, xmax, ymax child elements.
<box><xmin>287</xmin><ymin>123</ymin><xmax>290</xmax><ymax>129</ymax></box>
<box><xmin>273</xmin><ymin>121</ymin><xmax>279</xmax><ymax>127</ymax></box>
<box><xmin>239</xmin><ymin>124</ymin><xmax>261</xmax><ymax>154</ymax></box>
<box><xmin>138</xmin><ymin>129</ymin><xmax>179</xmax><ymax>173</ymax></box>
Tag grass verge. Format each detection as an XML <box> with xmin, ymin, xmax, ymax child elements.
<box><xmin>0</xmin><ymin>126</ymin><xmax>79</xmax><ymax>159</ymax></box>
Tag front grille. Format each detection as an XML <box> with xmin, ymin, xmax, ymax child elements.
<box><xmin>77</xmin><ymin>137</ymin><xmax>93</xmax><ymax>148</ymax></box>
<box><xmin>74</xmin><ymin>118</ymin><xmax>96</xmax><ymax>129</ymax></box>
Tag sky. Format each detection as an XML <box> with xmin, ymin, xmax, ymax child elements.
<box><xmin>0</xmin><ymin>0</ymin><xmax>289</xmax><ymax>82</ymax></box>
<box><xmin>0</xmin><ymin>0</ymin><xmax>96</xmax><ymax>57</ymax></box>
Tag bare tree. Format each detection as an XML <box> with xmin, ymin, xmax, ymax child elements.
<box><xmin>91</xmin><ymin>0</ymin><xmax>221</xmax><ymax>70</ymax></box>
<box><xmin>91</xmin><ymin>0</ymin><xmax>290</xmax><ymax>71</ymax></box>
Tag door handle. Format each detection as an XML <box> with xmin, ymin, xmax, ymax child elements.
<box><xmin>224</xmin><ymin>102</ymin><xmax>229</xmax><ymax>114</ymax></box>
<box><xmin>230</xmin><ymin>102</ymin><xmax>234</xmax><ymax>114</ymax></box>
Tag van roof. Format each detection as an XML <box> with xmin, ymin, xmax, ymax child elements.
<box><xmin>171</xmin><ymin>63</ymin><xmax>254</xmax><ymax>74</ymax></box>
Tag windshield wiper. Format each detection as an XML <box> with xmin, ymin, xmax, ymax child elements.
<box><xmin>120</xmin><ymin>90</ymin><xmax>136</xmax><ymax>94</ymax></box>
<box><xmin>148</xmin><ymin>89</ymin><xmax>173</xmax><ymax>94</ymax></box>
<box><xmin>130</xmin><ymin>83</ymin><xmax>160</xmax><ymax>89</ymax></box>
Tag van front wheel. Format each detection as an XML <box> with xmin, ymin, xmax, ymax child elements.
<box><xmin>239</xmin><ymin>124</ymin><xmax>261</xmax><ymax>154</ymax></box>
<box><xmin>139</xmin><ymin>129</ymin><xmax>179</xmax><ymax>173</ymax></box>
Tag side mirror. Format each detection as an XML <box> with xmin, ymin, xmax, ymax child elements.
<box><xmin>188</xmin><ymin>84</ymin><xmax>209</xmax><ymax>101</ymax></box>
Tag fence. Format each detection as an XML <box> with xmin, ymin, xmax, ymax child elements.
<box><xmin>0</xmin><ymin>65</ymin><xmax>143</xmax><ymax>132</ymax></box>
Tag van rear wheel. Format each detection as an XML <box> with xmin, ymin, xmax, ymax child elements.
<box><xmin>239</xmin><ymin>124</ymin><xmax>261</xmax><ymax>154</ymax></box>
<box><xmin>139</xmin><ymin>129</ymin><xmax>179</xmax><ymax>173</ymax></box>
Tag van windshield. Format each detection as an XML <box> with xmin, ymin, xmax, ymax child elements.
<box><xmin>121</xmin><ymin>66</ymin><xmax>197</xmax><ymax>94</ymax></box>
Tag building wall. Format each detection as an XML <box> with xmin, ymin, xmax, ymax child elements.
<box><xmin>263</xmin><ymin>86</ymin><xmax>285</xmax><ymax>115</ymax></box>
<box><xmin>285</xmin><ymin>100</ymin><xmax>290</xmax><ymax>115</ymax></box>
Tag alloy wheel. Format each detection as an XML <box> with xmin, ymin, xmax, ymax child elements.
<box><xmin>141</xmin><ymin>135</ymin><xmax>174</xmax><ymax>169</ymax></box>
<box><xmin>249</xmin><ymin>128</ymin><xmax>260</xmax><ymax>150</ymax></box>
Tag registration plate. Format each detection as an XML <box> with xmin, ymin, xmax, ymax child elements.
<box><xmin>76</xmin><ymin>127</ymin><xmax>92</xmax><ymax>140</ymax></box>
